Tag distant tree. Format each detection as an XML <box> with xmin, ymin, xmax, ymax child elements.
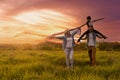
<box><xmin>99</xmin><ymin>42</ymin><xmax>120</xmax><ymax>51</ymax></box>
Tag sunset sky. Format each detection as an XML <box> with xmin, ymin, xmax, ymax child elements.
<box><xmin>0</xmin><ymin>0</ymin><xmax>120</xmax><ymax>44</ymax></box>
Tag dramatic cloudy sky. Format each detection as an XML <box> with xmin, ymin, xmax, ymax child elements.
<box><xmin>0</xmin><ymin>0</ymin><xmax>120</xmax><ymax>44</ymax></box>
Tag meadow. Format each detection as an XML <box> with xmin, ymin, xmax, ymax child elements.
<box><xmin>0</xmin><ymin>49</ymin><xmax>120</xmax><ymax>80</ymax></box>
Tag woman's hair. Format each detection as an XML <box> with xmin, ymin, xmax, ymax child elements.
<box><xmin>64</xmin><ymin>29</ymin><xmax>70</xmax><ymax>36</ymax></box>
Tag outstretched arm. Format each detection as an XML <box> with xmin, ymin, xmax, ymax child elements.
<box><xmin>70</xmin><ymin>23</ymin><xmax>86</xmax><ymax>31</ymax></box>
<box><xmin>48</xmin><ymin>18</ymin><xmax>104</xmax><ymax>38</ymax></box>
<box><xmin>51</xmin><ymin>23</ymin><xmax>86</xmax><ymax>36</ymax></box>
<box><xmin>50</xmin><ymin>36</ymin><xmax>65</xmax><ymax>40</ymax></box>
<box><xmin>55</xmin><ymin>36</ymin><xmax>65</xmax><ymax>40</ymax></box>
<box><xmin>70</xmin><ymin>18</ymin><xmax>104</xmax><ymax>30</ymax></box>
<box><xmin>93</xmin><ymin>18</ymin><xmax>104</xmax><ymax>22</ymax></box>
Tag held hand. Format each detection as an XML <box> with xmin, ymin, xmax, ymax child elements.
<box><xmin>76</xmin><ymin>42</ymin><xmax>80</xmax><ymax>45</ymax></box>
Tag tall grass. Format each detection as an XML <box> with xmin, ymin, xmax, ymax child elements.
<box><xmin>0</xmin><ymin>50</ymin><xmax>120</xmax><ymax>80</ymax></box>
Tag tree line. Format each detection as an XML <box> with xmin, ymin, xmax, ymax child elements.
<box><xmin>0</xmin><ymin>42</ymin><xmax>120</xmax><ymax>51</ymax></box>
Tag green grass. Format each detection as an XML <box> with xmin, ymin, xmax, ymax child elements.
<box><xmin>0</xmin><ymin>50</ymin><xmax>120</xmax><ymax>80</ymax></box>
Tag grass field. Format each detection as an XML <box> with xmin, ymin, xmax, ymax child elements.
<box><xmin>0</xmin><ymin>50</ymin><xmax>120</xmax><ymax>80</ymax></box>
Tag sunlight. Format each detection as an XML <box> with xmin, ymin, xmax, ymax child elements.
<box><xmin>1</xmin><ymin>9</ymin><xmax>78</xmax><ymax>44</ymax></box>
<box><xmin>39</xmin><ymin>10</ymin><xmax>74</xmax><ymax>22</ymax></box>
<box><xmin>0</xmin><ymin>8</ymin><xmax>4</xmax><ymax>16</ymax></box>
<box><xmin>13</xmin><ymin>11</ymin><xmax>45</xmax><ymax>24</ymax></box>
<box><xmin>12</xmin><ymin>10</ymin><xmax>77</xmax><ymax>38</ymax></box>
<box><xmin>13</xmin><ymin>9</ymin><xmax>76</xmax><ymax>25</ymax></box>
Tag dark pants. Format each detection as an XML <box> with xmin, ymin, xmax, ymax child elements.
<box><xmin>87</xmin><ymin>46</ymin><xmax>96</xmax><ymax>65</ymax></box>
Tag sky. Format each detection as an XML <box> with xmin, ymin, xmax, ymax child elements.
<box><xmin>0</xmin><ymin>0</ymin><xmax>120</xmax><ymax>44</ymax></box>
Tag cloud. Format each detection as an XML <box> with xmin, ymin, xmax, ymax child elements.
<box><xmin>0</xmin><ymin>0</ymin><xmax>120</xmax><ymax>43</ymax></box>
<box><xmin>1</xmin><ymin>0</ymin><xmax>120</xmax><ymax>22</ymax></box>
<box><xmin>14</xmin><ymin>31</ymin><xmax>48</xmax><ymax>38</ymax></box>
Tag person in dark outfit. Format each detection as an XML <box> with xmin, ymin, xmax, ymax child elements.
<box><xmin>77</xmin><ymin>26</ymin><xmax>107</xmax><ymax>65</ymax></box>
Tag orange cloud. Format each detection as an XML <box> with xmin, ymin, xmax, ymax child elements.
<box><xmin>0</xmin><ymin>0</ymin><xmax>120</xmax><ymax>43</ymax></box>
<box><xmin>0</xmin><ymin>9</ymin><xmax>78</xmax><ymax>44</ymax></box>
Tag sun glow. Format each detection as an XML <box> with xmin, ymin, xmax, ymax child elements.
<box><xmin>0</xmin><ymin>9</ymin><xmax>78</xmax><ymax>44</ymax></box>
<box><xmin>13</xmin><ymin>9</ymin><xmax>78</xmax><ymax>36</ymax></box>
<box><xmin>13</xmin><ymin>10</ymin><xmax>75</xmax><ymax>25</ymax></box>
